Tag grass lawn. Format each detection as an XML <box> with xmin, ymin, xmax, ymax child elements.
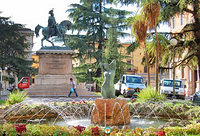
<box><xmin>0</xmin><ymin>100</ymin><xmax>6</xmax><ymax>105</ymax></box>
<box><xmin>93</xmin><ymin>92</ymin><xmax>101</xmax><ymax>96</ymax></box>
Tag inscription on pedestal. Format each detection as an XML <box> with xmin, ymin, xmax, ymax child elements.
<box><xmin>47</xmin><ymin>59</ymin><xmax>65</xmax><ymax>69</ymax></box>
<box><xmin>38</xmin><ymin>51</ymin><xmax>73</xmax><ymax>75</ymax></box>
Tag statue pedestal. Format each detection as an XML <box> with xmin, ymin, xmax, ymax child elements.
<box><xmin>27</xmin><ymin>48</ymin><xmax>86</xmax><ymax>96</ymax></box>
<box><xmin>91</xmin><ymin>98</ymin><xmax>130</xmax><ymax>126</ymax></box>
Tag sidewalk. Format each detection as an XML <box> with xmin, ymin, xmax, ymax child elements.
<box><xmin>0</xmin><ymin>90</ymin><xmax>101</xmax><ymax>101</ymax></box>
<box><xmin>0</xmin><ymin>90</ymin><xmax>9</xmax><ymax>100</ymax></box>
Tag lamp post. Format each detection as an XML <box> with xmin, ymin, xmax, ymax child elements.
<box><xmin>89</xmin><ymin>68</ymin><xmax>92</xmax><ymax>91</ymax></box>
<box><xmin>0</xmin><ymin>68</ymin><xmax>2</xmax><ymax>92</ymax></box>
<box><xmin>170</xmin><ymin>38</ymin><xmax>177</xmax><ymax>99</ymax></box>
<box><xmin>0</xmin><ymin>68</ymin><xmax>2</xmax><ymax>84</ymax></box>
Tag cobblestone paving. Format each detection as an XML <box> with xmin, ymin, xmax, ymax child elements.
<box><xmin>23</xmin><ymin>96</ymin><xmax>100</xmax><ymax>104</ymax></box>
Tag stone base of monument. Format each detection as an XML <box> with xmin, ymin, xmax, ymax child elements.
<box><xmin>91</xmin><ymin>98</ymin><xmax>130</xmax><ymax>126</ymax></box>
<box><xmin>26</xmin><ymin>47</ymin><xmax>91</xmax><ymax>97</ymax></box>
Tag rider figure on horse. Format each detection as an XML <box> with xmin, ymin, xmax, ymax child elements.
<box><xmin>48</xmin><ymin>9</ymin><xmax>57</xmax><ymax>37</ymax></box>
<box><xmin>35</xmin><ymin>9</ymin><xmax>72</xmax><ymax>47</ymax></box>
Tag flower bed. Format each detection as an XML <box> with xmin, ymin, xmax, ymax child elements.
<box><xmin>1</xmin><ymin>123</ymin><xmax>200</xmax><ymax>136</ymax></box>
<box><xmin>1</xmin><ymin>100</ymin><xmax>94</xmax><ymax>122</ymax></box>
<box><xmin>129</xmin><ymin>101</ymin><xmax>200</xmax><ymax>120</ymax></box>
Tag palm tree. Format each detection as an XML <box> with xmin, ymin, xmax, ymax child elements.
<box><xmin>128</xmin><ymin>15</ymin><xmax>151</xmax><ymax>86</ymax></box>
<box><xmin>142</xmin><ymin>0</ymin><xmax>161</xmax><ymax>92</ymax></box>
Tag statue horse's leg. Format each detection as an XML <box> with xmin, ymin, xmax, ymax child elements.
<box><xmin>41</xmin><ymin>37</ymin><xmax>45</xmax><ymax>47</ymax></box>
<box><xmin>46</xmin><ymin>37</ymin><xmax>54</xmax><ymax>46</ymax></box>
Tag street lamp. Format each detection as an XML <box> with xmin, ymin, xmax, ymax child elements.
<box><xmin>170</xmin><ymin>38</ymin><xmax>177</xmax><ymax>99</ymax></box>
<box><xmin>0</xmin><ymin>68</ymin><xmax>2</xmax><ymax>84</ymax></box>
<box><xmin>0</xmin><ymin>68</ymin><xmax>2</xmax><ymax>93</ymax></box>
<box><xmin>89</xmin><ymin>69</ymin><xmax>92</xmax><ymax>91</ymax></box>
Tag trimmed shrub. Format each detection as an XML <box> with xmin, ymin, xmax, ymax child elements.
<box><xmin>6</xmin><ymin>90</ymin><xmax>28</xmax><ymax>105</ymax></box>
<box><xmin>137</xmin><ymin>86</ymin><xmax>166</xmax><ymax>102</ymax></box>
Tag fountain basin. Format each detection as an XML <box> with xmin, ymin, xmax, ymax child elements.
<box><xmin>55</xmin><ymin>118</ymin><xmax>166</xmax><ymax>129</ymax></box>
<box><xmin>91</xmin><ymin>98</ymin><xmax>130</xmax><ymax>126</ymax></box>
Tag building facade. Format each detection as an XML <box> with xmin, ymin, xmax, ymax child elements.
<box><xmin>170</xmin><ymin>9</ymin><xmax>199</xmax><ymax>96</ymax></box>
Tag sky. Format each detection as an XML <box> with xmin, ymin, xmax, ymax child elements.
<box><xmin>0</xmin><ymin>0</ymin><xmax>80</xmax><ymax>51</ymax></box>
<box><xmin>0</xmin><ymin>0</ymin><xmax>170</xmax><ymax>51</ymax></box>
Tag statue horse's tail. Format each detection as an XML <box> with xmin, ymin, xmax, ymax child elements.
<box><xmin>35</xmin><ymin>24</ymin><xmax>43</xmax><ymax>37</ymax></box>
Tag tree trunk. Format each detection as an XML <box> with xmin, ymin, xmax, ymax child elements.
<box><xmin>144</xmin><ymin>42</ymin><xmax>150</xmax><ymax>86</ymax></box>
<box><xmin>155</xmin><ymin>23</ymin><xmax>159</xmax><ymax>92</ymax></box>
<box><xmin>198</xmin><ymin>56</ymin><xmax>200</xmax><ymax>92</ymax></box>
<box><xmin>96</xmin><ymin>0</ymin><xmax>103</xmax><ymax>90</ymax></box>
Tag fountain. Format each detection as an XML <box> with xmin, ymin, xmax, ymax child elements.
<box><xmin>90</xmin><ymin>60</ymin><xmax>130</xmax><ymax>126</ymax></box>
<box><xmin>0</xmin><ymin>60</ymin><xmax>190</xmax><ymax>129</ymax></box>
<box><xmin>1</xmin><ymin>97</ymin><xmax>189</xmax><ymax>129</ymax></box>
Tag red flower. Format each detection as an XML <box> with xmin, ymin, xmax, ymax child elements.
<box><xmin>15</xmin><ymin>124</ymin><xmax>26</xmax><ymax>134</ymax></box>
<box><xmin>157</xmin><ymin>131</ymin><xmax>165</xmax><ymax>136</ymax></box>
<box><xmin>91</xmin><ymin>126</ymin><xmax>100</xmax><ymax>135</ymax></box>
<box><xmin>73</xmin><ymin>125</ymin><xmax>86</xmax><ymax>133</ymax></box>
<box><xmin>21</xmin><ymin>104</ymin><xmax>24</xmax><ymax>107</ymax></box>
<box><xmin>79</xmin><ymin>101</ymin><xmax>82</xmax><ymax>104</ymax></box>
<box><xmin>72</xmin><ymin>101</ymin><xmax>76</xmax><ymax>104</ymax></box>
<box><xmin>82</xmin><ymin>100</ymin><xmax>86</xmax><ymax>103</ymax></box>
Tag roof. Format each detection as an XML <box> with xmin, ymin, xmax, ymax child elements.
<box><xmin>19</xmin><ymin>27</ymin><xmax>34</xmax><ymax>35</ymax></box>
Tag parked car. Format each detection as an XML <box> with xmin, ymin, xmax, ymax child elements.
<box><xmin>191</xmin><ymin>91</ymin><xmax>200</xmax><ymax>105</ymax></box>
<box><xmin>18</xmin><ymin>77</ymin><xmax>31</xmax><ymax>90</ymax></box>
<box><xmin>114</xmin><ymin>75</ymin><xmax>146</xmax><ymax>97</ymax></box>
<box><xmin>160</xmin><ymin>79</ymin><xmax>186</xmax><ymax>99</ymax></box>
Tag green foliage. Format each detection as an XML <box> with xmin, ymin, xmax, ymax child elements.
<box><xmin>0</xmin><ymin>125</ymin><xmax>3</xmax><ymax>135</ymax></box>
<box><xmin>67</xmin><ymin>1</ymin><xmax>130</xmax><ymax>84</ymax></box>
<box><xmin>53</xmin><ymin>130</ymin><xmax>67</xmax><ymax>136</ymax></box>
<box><xmin>26</xmin><ymin>124</ymin><xmax>41</xmax><ymax>135</ymax></box>
<box><xmin>126</xmin><ymin>41</ymin><xmax>140</xmax><ymax>54</ymax></box>
<box><xmin>159</xmin><ymin>0</ymin><xmax>200</xmax><ymax>70</ymax></box>
<box><xmin>3</xmin><ymin>124</ymin><xmax>17</xmax><ymax>136</ymax></box>
<box><xmin>2</xmin><ymin>123</ymin><xmax>200</xmax><ymax>135</ymax></box>
<box><xmin>0</xmin><ymin>100</ymin><xmax>5</xmax><ymax>105</ymax></box>
<box><xmin>6</xmin><ymin>90</ymin><xmax>28</xmax><ymax>105</ymax></box>
<box><xmin>104</xmin><ymin>24</ymin><xmax>130</xmax><ymax>83</ymax></box>
<box><xmin>137</xmin><ymin>86</ymin><xmax>166</xmax><ymax>102</ymax></box>
<box><xmin>0</xmin><ymin>15</ymin><xmax>35</xmax><ymax>79</ymax></box>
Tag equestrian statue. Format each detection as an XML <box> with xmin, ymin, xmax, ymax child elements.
<box><xmin>35</xmin><ymin>9</ymin><xmax>72</xmax><ymax>47</ymax></box>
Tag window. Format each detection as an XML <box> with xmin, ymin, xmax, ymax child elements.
<box><xmin>144</xmin><ymin>66</ymin><xmax>147</xmax><ymax>73</ymax></box>
<box><xmin>127</xmin><ymin>60</ymin><xmax>131</xmax><ymax>70</ymax></box>
<box><xmin>180</xmin><ymin>13</ymin><xmax>184</xmax><ymax>25</ymax></box>
<box><xmin>126</xmin><ymin>76</ymin><xmax>143</xmax><ymax>84</ymax></box>
<box><xmin>22</xmin><ymin>78</ymin><xmax>28</xmax><ymax>83</ymax></box>
<box><xmin>172</xmin><ymin>17</ymin><xmax>175</xmax><ymax>29</ymax></box>
<box><xmin>163</xmin><ymin>80</ymin><xmax>182</xmax><ymax>88</ymax></box>
<box><xmin>122</xmin><ymin>76</ymin><xmax>125</xmax><ymax>83</ymax></box>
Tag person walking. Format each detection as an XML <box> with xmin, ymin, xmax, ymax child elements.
<box><xmin>68</xmin><ymin>78</ymin><xmax>78</xmax><ymax>97</ymax></box>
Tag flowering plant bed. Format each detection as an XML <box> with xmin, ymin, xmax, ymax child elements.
<box><xmin>1</xmin><ymin>123</ymin><xmax>200</xmax><ymax>136</ymax></box>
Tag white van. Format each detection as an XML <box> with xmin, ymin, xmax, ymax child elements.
<box><xmin>160</xmin><ymin>79</ymin><xmax>185</xmax><ymax>99</ymax></box>
<box><xmin>115</xmin><ymin>75</ymin><xmax>146</xmax><ymax>97</ymax></box>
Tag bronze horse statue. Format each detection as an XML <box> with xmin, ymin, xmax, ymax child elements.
<box><xmin>35</xmin><ymin>20</ymin><xmax>72</xmax><ymax>47</ymax></box>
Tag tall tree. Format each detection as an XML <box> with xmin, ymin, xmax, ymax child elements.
<box><xmin>67</xmin><ymin>0</ymin><xmax>130</xmax><ymax>87</ymax></box>
<box><xmin>0</xmin><ymin>15</ymin><xmax>34</xmax><ymax>81</ymax></box>
<box><xmin>104</xmin><ymin>9</ymin><xmax>130</xmax><ymax>83</ymax></box>
<box><xmin>159</xmin><ymin>0</ymin><xmax>200</xmax><ymax>91</ymax></box>
<box><xmin>142</xmin><ymin>0</ymin><xmax>161</xmax><ymax>92</ymax></box>
<box><xmin>127</xmin><ymin>15</ymin><xmax>151</xmax><ymax>86</ymax></box>
<box><xmin>122</xmin><ymin>0</ymin><xmax>161</xmax><ymax>90</ymax></box>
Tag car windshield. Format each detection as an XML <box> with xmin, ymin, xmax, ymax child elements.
<box><xmin>126</xmin><ymin>76</ymin><xmax>142</xmax><ymax>83</ymax></box>
<box><xmin>163</xmin><ymin>80</ymin><xmax>182</xmax><ymax>88</ymax></box>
